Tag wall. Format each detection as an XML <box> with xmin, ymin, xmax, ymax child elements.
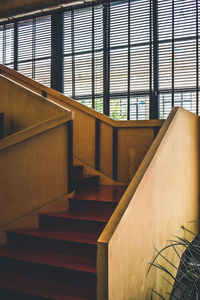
<box><xmin>97</xmin><ymin>107</ymin><xmax>199</xmax><ymax>299</ymax></box>
<box><xmin>0</xmin><ymin>75</ymin><xmax>67</xmax><ymax>136</ymax></box>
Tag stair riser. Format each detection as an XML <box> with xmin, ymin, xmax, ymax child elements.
<box><xmin>0</xmin><ymin>288</ymin><xmax>49</xmax><ymax>300</ymax></box>
<box><xmin>6</xmin><ymin>233</ymin><xmax>97</xmax><ymax>258</ymax></box>
<box><xmin>0</xmin><ymin>257</ymin><xmax>97</xmax><ymax>287</ymax></box>
<box><xmin>72</xmin><ymin>166</ymin><xmax>84</xmax><ymax>178</ymax></box>
<box><xmin>73</xmin><ymin>177</ymin><xmax>99</xmax><ymax>189</ymax></box>
<box><xmin>39</xmin><ymin>215</ymin><xmax>106</xmax><ymax>234</ymax></box>
<box><xmin>69</xmin><ymin>199</ymin><xmax>117</xmax><ymax>213</ymax></box>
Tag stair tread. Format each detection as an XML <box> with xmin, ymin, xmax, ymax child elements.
<box><xmin>73</xmin><ymin>175</ymin><xmax>99</xmax><ymax>181</ymax></box>
<box><xmin>9</xmin><ymin>229</ymin><xmax>99</xmax><ymax>245</ymax></box>
<box><xmin>0</xmin><ymin>270</ymin><xmax>96</xmax><ymax>300</ymax></box>
<box><xmin>73</xmin><ymin>185</ymin><xmax>126</xmax><ymax>202</ymax></box>
<box><xmin>0</xmin><ymin>247</ymin><xmax>96</xmax><ymax>274</ymax></box>
<box><xmin>43</xmin><ymin>210</ymin><xmax>111</xmax><ymax>222</ymax></box>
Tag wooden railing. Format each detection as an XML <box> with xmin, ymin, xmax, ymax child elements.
<box><xmin>97</xmin><ymin>107</ymin><xmax>199</xmax><ymax>299</ymax></box>
<box><xmin>0</xmin><ymin>65</ymin><xmax>164</xmax><ymax>182</ymax></box>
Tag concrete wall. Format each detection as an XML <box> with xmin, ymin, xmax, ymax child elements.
<box><xmin>98</xmin><ymin>107</ymin><xmax>199</xmax><ymax>299</ymax></box>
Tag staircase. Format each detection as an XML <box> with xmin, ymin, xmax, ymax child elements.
<box><xmin>0</xmin><ymin>165</ymin><xmax>126</xmax><ymax>300</ymax></box>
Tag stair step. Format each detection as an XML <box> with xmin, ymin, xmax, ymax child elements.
<box><xmin>7</xmin><ymin>229</ymin><xmax>99</xmax><ymax>246</ymax></box>
<box><xmin>41</xmin><ymin>209</ymin><xmax>111</xmax><ymax>222</ymax></box>
<box><xmin>74</xmin><ymin>185</ymin><xmax>126</xmax><ymax>202</ymax></box>
<box><xmin>0</xmin><ymin>247</ymin><xmax>96</xmax><ymax>274</ymax></box>
<box><xmin>0</xmin><ymin>257</ymin><xmax>96</xmax><ymax>291</ymax></box>
<box><xmin>72</xmin><ymin>165</ymin><xmax>84</xmax><ymax>178</ymax></box>
<box><xmin>1</xmin><ymin>184</ymin><xmax>126</xmax><ymax>300</ymax></box>
<box><xmin>39</xmin><ymin>215</ymin><xmax>106</xmax><ymax>234</ymax></box>
<box><xmin>69</xmin><ymin>199</ymin><xmax>117</xmax><ymax>214</ymax></box>
<box><xmin>0</xmin><ymin>288</ymin><xmax>49</xmax><ymax>300</ymax></box>
<box><xmin>73</xmin><ymin>175</ymin><xmax>99</xmax><ymax>189</ymax></box>
<box><xmin>0</xmin><ymin>270</ymin><xmax>96</xmax><ymax>300</ymax></box>
<box><xmin>7</xmin><ymin>231</ymin><xmax>96</xmax><ymax>258</ymax></box>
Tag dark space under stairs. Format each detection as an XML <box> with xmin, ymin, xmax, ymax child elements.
<box><xmin>0</xmin><ymin>165</ymin><xmax>126</xmax><ymax>300</ymax></box>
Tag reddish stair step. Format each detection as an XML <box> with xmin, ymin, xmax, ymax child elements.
<box><xmin>0</xmin><ymin>269</ymin><xmax>96</xmax><ymax>300</ymax></box>
<box><xmin>73</xmin><ymin>175</ymin><xmax>99</xmax><ymax>189</ymax></box>
<box><xmin>69</xmin><ymin>199</ymin><xmax>118</xmax><ymax>214</ymax></box>
<box><xmin>7</xmin><ymin>229</ymin><xmax>99</xmax><ymax>246</ymax></box>
<box><xmin>0</xmin><ymin>246</ymin><xmax>96</xmax><ymax>274</ymax></box>
<box><xmin>39</xmin><ymin>214</ymin><xmax>106</xmax><ymax>234</ymax></box>
<box><xmin>0</xmin><ymin>256</ymin><xmax>96</xmax><ymax>294</ymax></box>
<box><xmin>72</xmin><ymin>165</ymin><xmax>84</xmax><ymax>178</ymax></box>
<box><xmin>44</xmin><ymin>210</ymin><xmax>112</xmax><ymax>223</ymax></box>
<box><xmin>74</xmin><ymin>185</ymin><xmax>126</xmax><ymax>202</ymax></box>
<box><xmin>1</xmin><ymin>185</ymin><xmax>126</xmax><ymax>300</ymax></box>
<box><xmin>6</xmin><ymin>230</ymin><xmax>96</xmax><ymax>259</ymax></box>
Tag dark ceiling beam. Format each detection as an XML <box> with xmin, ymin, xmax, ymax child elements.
<box><xmin>0</xmin><ymin>0</ymin><xmax>85</xmax><ymax>19</ymax></box>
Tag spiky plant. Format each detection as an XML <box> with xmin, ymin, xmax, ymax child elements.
<box><xmin>147</xmin><ymin>226</ymin><xmax>200</xmax><ymax>300</ymax></box>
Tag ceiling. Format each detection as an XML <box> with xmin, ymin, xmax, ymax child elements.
<box><xmin>0</xmin><ymin>0</ymin><xmax>93</xmax><ymax>20</ymax></box>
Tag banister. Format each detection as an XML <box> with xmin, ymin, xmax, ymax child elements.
<box><xmin>0</xmin><ymin>64</ymin><xmax>164</xmax><ymax>182</ymax></box>
<box><xmin>97</xmin><ymin>107</ymin><xmax>199</xmax><ymax>299</ymax></box>
<box><xmin>0</xmin><ymin>64</ymin><xmax>164</xmax><ymax>129</ymax></box>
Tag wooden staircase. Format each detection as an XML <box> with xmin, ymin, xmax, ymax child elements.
<box><xmin>0</xmin><ymin>165</ymin><xmax>126</xmax><ymax>299</ymax></box>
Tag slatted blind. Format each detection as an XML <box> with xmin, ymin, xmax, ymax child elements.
<box><xmin>1</xmin><ymin>0</ymin><xmax>200</xmax><ymax>120</ymax></box>
<box><xmin>18</xmin><ymin>15</ymin><xmax>51</xmax><ymax>86</ymax></box>
<box><xmin>63</xmin><ymin>0</ymin><xmax>150</xmax><ymax>120</ymax></box>
<box><xmin>158</xmin><ymin>0</ymin><xmax>199</xmax><ymax>118</ymax></box>
<box><xmin>63</xmin><ymin>5</ymin><xmax>103</xmax><ymax>112</ymax></box>
<box><xmin>0</xmin><ymin>23</ymin><xmax>14</xmax><ymax>68</ymax></box>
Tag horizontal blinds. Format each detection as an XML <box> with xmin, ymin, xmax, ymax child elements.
<box><xmin>0</xmin><ymin>23</ymin><xmax>14</xmax><ymax>68</ymax></box>
<box><xmin>63</xmin><ymin>5</ymin><xmax>103</xmax><ymax>112</ymax></box>
<box><xmin>158</xmin><ymin>0</ymin><xmax>199</xmax><ymax>118</ymax></box>
<box><xmin>0</xmin><ymin>0</ymin><xmax>199</xmax><ymax>120</ymax></box>
<box><xmin>109</xmin><ymin>0</ymin><xmax>150</xmax><ymax>120</ymax></box>
<box><xmin>63</xmin><ymin>0</ymin><xmax>150</xmax><ymax>120</ymax></box>
<box><xmin>18</xmin><ymin>15</ymin><xmax>51</xmax><ymax>86</ymax></box>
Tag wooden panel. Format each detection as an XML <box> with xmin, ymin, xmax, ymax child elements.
<box><xmin>100</xmin><ymin>122</ymin><xmax>113</xmax><ymax>178</ymax></box>
<box><xmin>0</xmin><ymin>123</ymin><xmax>68</xmax><ymax>228</ymax></box>
<box><xmin>117</xmin><ymin>127</ymin><xmax>154</xmax><ymax>182</ymax></box>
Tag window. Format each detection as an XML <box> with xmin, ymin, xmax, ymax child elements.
<box><xmin>18</xmin><ymin>15</ymin><xmax>51</xmax><ymax>87</ymax></box>
<box><xmin>158</xmin><ymin>0</ymin><xmax>199</xmax><ymax>118</ymax></box>
<box><xmin>63</xmin><ymin>5</ymin><xmax>104</xmax><ymax>113</ymax></box>
<box><xmin>0</xmin><ymin>23</ymin><xmax>14</xmax><ymax>68</ymax></box>
<box><xmin>0</xmin><ymin>0</ymin><xmax>199</xmax><ymax>120</ymax></box>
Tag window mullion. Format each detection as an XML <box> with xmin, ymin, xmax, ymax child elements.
<box><xmin>103</xmin><ymin>2</ymin><xmax>110</xmax><ymax>116</ymax></box>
